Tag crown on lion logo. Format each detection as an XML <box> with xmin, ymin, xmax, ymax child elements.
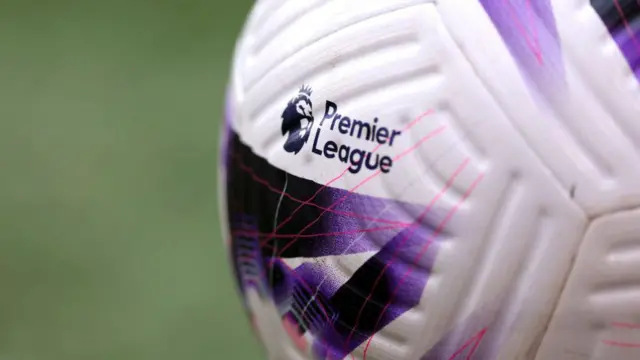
<box><xmin>299</xmin><ymin>85</ymin><xmax>312</xmax><ymax>96</ymax></box>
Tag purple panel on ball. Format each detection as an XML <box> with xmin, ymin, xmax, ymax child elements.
<box><xmin>479</xmin><ymin>0</ymin><xmax>566</xmax><ymax>94</ymax></box>
<box><xmin>613</xmin><ymin>25</ymin><xmax>640</xmax><ymax>79</ymax></box>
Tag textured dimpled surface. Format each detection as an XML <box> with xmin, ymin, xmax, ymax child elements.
<box><xmin>220</xmin><ymin>1</ymin><xmax>640</xmax><ymax>359</ymax></box>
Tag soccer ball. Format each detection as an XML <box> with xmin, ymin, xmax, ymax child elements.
<box><xmin>219</xmin><ymin>1</ymin><xmax>640</xmax><ymax>359</ymax></box>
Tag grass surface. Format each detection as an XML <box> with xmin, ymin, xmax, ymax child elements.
<box><xmin>0</xmin><ymin>1</ymin><xmax>262</xmax><ymax>359</ymax></box>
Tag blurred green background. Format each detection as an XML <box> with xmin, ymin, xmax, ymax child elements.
<box><xmin>0</xmin><ymin>0</ymin><xmax>263</xmax><ymax>359</ymax></box>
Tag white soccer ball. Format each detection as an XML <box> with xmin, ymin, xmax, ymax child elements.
<box><xmin>219</xmin><ymin>1</ymin><xmax>640</xmax><ymax>359</ymax></box>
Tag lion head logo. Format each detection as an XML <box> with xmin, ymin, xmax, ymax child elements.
<box><xmin>281</xmin><ymin>85</ymin><xmax>314</xmax><ymax>154</ymax></box>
